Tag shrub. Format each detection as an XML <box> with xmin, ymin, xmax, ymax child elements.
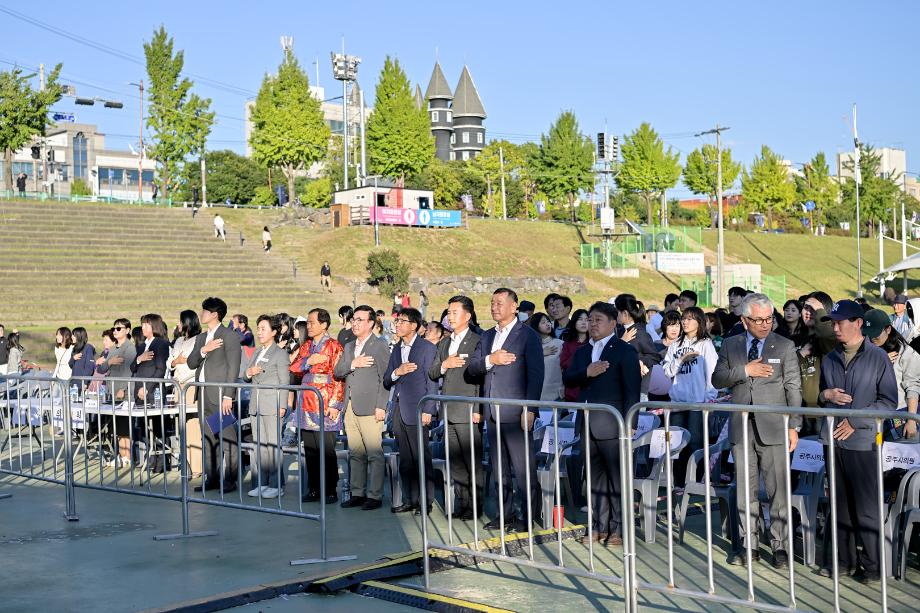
<box><xmin>366</xmin><ymin>249</ymin><xmax>410</xmax><ymax>297</ymax></box>
<box><xmin>252</xmin><ymin>185</ymin><xmax>277</xmax><ymax>206</ymax></box>
<box><xmin>70</xmin><ymin>178</ymin><xmax>92</xmax><ymax>197</ymax></box>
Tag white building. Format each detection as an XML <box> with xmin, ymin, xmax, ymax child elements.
<box><xmin>837</xmin><ymin>147</ymin><xmax>907</xmax><ymax>181</ymax></box>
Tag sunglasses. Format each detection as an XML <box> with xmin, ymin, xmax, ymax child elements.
<box><xmin>113</xmin><ymin>326</ymin><xmax>125</xmax><ymax>331</ymax></box>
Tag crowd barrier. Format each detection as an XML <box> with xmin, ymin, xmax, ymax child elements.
<box><xmin>623</xmin><ymin>401</ymin><xmax>920</xmax><ymax>613</ymax></box>
<box><xmin>416</xmin><ymin>395</ymin><xmax>636</xmax><ymax>611</ymax></box>
<box><xmin>0</xmin><ymin>373</ymin><xmax>355</xmax><ymax>565</ymax></box>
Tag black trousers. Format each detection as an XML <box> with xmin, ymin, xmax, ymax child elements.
<box><xmin>393</xmin><ymin>409</ymin><xmax>434</xmax><ymax>507</ymax></box>
<box><xmin>588</xmin><ymin>435</ymin><xmax>622</xmax><ymax>536</ymax></box>
<box><xmin>834</xmin><ymin>448</ymin><xmax>881</xmax><ymax>573</ymax></box>
<box><xmin>446</xmin><ymin>421</ymin><xmax>484</xmax><ymax>512</ymax></box>
<box><xmin>301</xmin><ymin>429</ymin><xmax>338</xmax><ymax>496</ymax></box>
<box><xmin>488</xmin><ymin>419</ymin><xmax>541</xmax><ymax>521</ymax></box>
<box><xmin>203</xmin><ymin>410</ymin><xmax>239</xmax><ymax>484</ymax></box>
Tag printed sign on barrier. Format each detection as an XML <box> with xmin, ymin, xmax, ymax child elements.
<box><xmin>648</xmin><ymin>429</ymin><xmax>683</xmax><ymax>459</ymax></box>
<box><xmin>541</xmin><ymin>426</ymin><xmax>577</xmax><ymax>456</ymax></box>
<box><xmin>369</xmin><ymin>206</ymin><xmax>462</xmax><ymax>228</ymax></box>
<box><xmin>791</xmin><ymin>438</ymin><xmax>824</xmax><ymax>472</ymax></box>
<box><xmin>52</xmin><ymin>402</ymin><xmax>85</xmax><ymax>430</ymax></box>
<box><xmin>883</xmin><ymin>441</ymin><xmax>920</xmax><ymax>471</ymax></box>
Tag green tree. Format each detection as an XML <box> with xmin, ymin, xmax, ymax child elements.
<box><xmin>414</xmin><ymin>158</ymin><xmax>463</xmax><ymax>209</ymax></box>
<box><xmin>298</xmin><ymin>177</ymin><xmax>332</xmax><ymax>208</ymax></box>
<box><xmin>249</xmin><ymin>47</ymin><xmax>329</xmax><ymax>202</ymax></box>
<box><xmin>468</xmin><ymin>140</ymin><xmax>533</xmax><ymax>218</ymax></box>
<box><xmin>177</xmin><ymin>149</ymin><xmax>265</xmax><ymax>203</ymax></box>
<box><xmin>533</xmin><ymin>111</ymin><xmax>595</xmax><ymax>221</ymax></box>
<box><xmin>144</xmin><ymin>26</ymin><xmax>214</xmax><ymax>197</ymax></box>
<box><xmin>367</xmin><ymin>57</ymin><xmax>434</xmax><ymax>181</ymax></box>
<box><xmin>841</xmin><ymin>145</ymin><xmax>903</xmax><ymax>238</ymax></box>
<box><xmin>367</xmin><ymin>248</ymin><xmax>410</xmax><ymax>296</ymax></box>
<box><xmin>741</xmin><ymin>145</ymin><xmax>795</xmax><ymax>230</ymax></box>
<box><xmin>0</xmin><ymin>64</ymin><xmax>63</xmax><ymax>191</ymax></box>
<box><xmin>615</xmin><ymin>122</ymin><xmax>682</xmax><ymax>224</ymax></box>
<box><xmin>794</xmin><ymin>152</ymin><xmax>839</xmax><ymax>231</ymax></box>
<box><xmin>682</xmin><ymin>144</ymin><xmax>741</xmax><ymax>227</ymax></box>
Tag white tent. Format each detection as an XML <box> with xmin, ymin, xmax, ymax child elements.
<box><xmin>881</xmin><ymin>252</ymin><xmax>920</xmax><ymax>275</ymax></box>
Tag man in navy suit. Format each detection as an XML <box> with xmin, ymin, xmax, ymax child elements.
<box><xmin>384</xmin><ymin>307</ymin><xmax>439</xmax><ymax>514</ymax></box>
<box><xmin>563</xmin><ymin>301</ymin><xmax>641</xmax><ymax>546</ymax></box>
<box><xmin>467</xmin><ymin>288</ymin><xmax>545</xmax><ymax>531</ymax></box>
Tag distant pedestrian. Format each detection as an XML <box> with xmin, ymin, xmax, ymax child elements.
<box><xmin>262</xmin><ymin>226</ymin><xmax>272</xmax><ymax>253</ymax></box>
<box><xmin>320</xmin><ymin>261</ymin><xmax>332</xmax><ymax>291</ymax></box>
<box><xmin>213</xmin><ymin>214</ymin><xmax>226</xmax><ymax>241</ymax></box>
<box><xmin>192</xmin><ymin>185</ymin><xmax>199</xmax><ymax>207</ymax></box>
<box><xmin>16</xmin><ymin>173</ymin><xmax>27</xmax><ymax>196</ymax></box>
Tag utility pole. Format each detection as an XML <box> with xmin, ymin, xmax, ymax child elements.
<box><xmin>38</xmin><ymin>64</ymin><xmax>45</xmax><ymax>194</ymax></box>
<box><xmin>879</xmin><ymin>220</ymin><xmax>885</xmax><ymax>297</ymax></box>
<box><xmin>853</xmin><ymin>104</ymin><xmax>863</xmax><ymax>298</ymax></box>
<box><xmin>902</xmin><ymin>173</ymin><xmax>909</xmax><ymax>293</ymax></box>
<box><xmin>360</xmin><ymin>88</ymin><xmax>367</xmax><ymax>185</ymax></box>
<box><xmin>499</xmin><ymin>146</ymin><xmax>507</xmax><ymax>220</ymax></box>
<box><xmin>696</xmin><ymin>124</ymin><xmax>730</xmax><ymax>307</ymax></box>
<box><xmin>332</xmin><ymin>44</ymin><xmax>360</xmax><ymax>190</ymax></box>
<box><xmin>138</xmin><ymin>80</ymin><xmax>144</xmax><ymax>201</ymax></box>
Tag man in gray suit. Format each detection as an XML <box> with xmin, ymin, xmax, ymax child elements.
<box><xmin>186</xmin><ymin>297</ymin><xmax>243</xmax><ymax>492</ymax></box>
<box><xmin>243</xmin><ymin>314</ymin><xmax>290</xmax><ymax>499</ymax></box>
<box><xmin>333</xmin><ymin>305</ymin><xmax>391</xmax><ymax>510</ymax></box>
<box><xmin>712</xmin><ymin>292</ymin><xmax>802</xmax><ymax>569</ymax></box>
<box><xmin>429</xmin><ymin>295</ymin><xmax>483</xmax><ymax>520</ymax></box>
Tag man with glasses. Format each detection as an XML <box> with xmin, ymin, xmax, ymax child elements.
<box><xmin>384</xmin><ymin>308</ymin><xmax>438</xmax><ymax>514</ymax></box>
<box><xmin>333</xmin><ymin>305</ymin><xmax>391</xmax><ymax>510</ymax></box>
<box><xmin>713</xmin><ymin>293</ymin><xmax>802</xmax><ymax>569</ymax></box>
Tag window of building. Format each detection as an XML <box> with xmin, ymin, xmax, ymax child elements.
<box><xmin>450</xmin><ymin>134</ymin><xmax>455</xmax><ymax>144</ymax></box>
<box><xmin>477</xmin><ymin>132</ymin><xmax>483</xmax><ymax>144</ymax></box>
<box><xmin>462</xmin><ymin>132</ymin><xmax>470</xmax><ymax>144</ymax></box>
<box><xmin>462</xmin><ymin>151</ymin><xmax>469</xmax><ymax>161</ymax></box>
<box><xmin>431</xmin><ymin>111</ymin><xmax>439</xmax><ymax>122</ymax></box>
<box><xmin>450</xmin><ymin>152</ymin><xmax>455</xmax><ymax>161</ymax></box>
<box><xmin>446</xmin><ymin>111</ymin><xmax>452</xmax><ymax>122</ymax></box>
<box><xmin>72</xmin><ymin>132</ymin><xmax>88</xmax><ymax>180</ymax></box>
<box><xmin>141</xmin><ymin>170</ymin><xmax>154</xmax><ymax>186</ymax></box>
<box><xmin>126</xmin><ymin>169</ymin><xmax>139</xmax><ymax>187</ymax></box>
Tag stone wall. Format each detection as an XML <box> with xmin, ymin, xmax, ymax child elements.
<box><xmin>345</xmin><ymin>274</ymin><xmax>587</xmax><ymax>296</ymax></box>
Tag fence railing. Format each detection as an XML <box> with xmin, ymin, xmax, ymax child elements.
<box><xmin>416</xmin><ymin>394</ymin><xmax>636</xmax><ymax>611</ymax></box>
<box><xmin>623</xmin><ymin>401</ymin><xmax>920</xmax><ymax>613</ymax></box>
<box><xmin>0</xmin><ymin>373</ymin><xmax>355</xmax><ymax>565</ymax></box>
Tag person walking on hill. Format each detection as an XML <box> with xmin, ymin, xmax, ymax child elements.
<box><xmin>320</xmin><ymin>262</ymin><xmax>332</xmax><ymax>292</ymax></box>
<box><xmin>262</xmin><ymin>226</ymin><xmax>272</xmax><ymax>253</ymax></box>
<box><xmin>213</xmin><ymin>214</ymin><xmax>226</xmax><ymax>241</ymax></box>
<box><xmin>16</xmin><ymin>172</ymin><xmax>27</xmax><ymax>196</ymax></box>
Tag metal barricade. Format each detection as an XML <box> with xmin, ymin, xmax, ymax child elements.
<box><xmin>417</xmin><ymin>394</ymin><xmax>635</xmax><ymax>612</ymax></box>
<box><xmin>0</xmin><ymin>373</ymin><xmax>75</xmax><ymax>518</ymax></box>
<box><xmin>624</xmin><ymin>401</ymin><xmax>920</xmax><ymax>613</ymax></box>
<box><xmin>181</xmin><ymin>380</ymin><xmax>356</xmax><ymax>565</ymax></box>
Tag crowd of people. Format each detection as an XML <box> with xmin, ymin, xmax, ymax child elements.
<box><xmin>1</xmin><ymin>282</ymin><xmax>919</xmax><ymax>583</ymax></box>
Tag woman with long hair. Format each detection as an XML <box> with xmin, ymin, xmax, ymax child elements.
<box><xmin>52</xmin><ymin>326</ymin><xmax>74</xmax><ymax>382</ymax></box>
<box><xmin>529</xmin><ymin>312</ymin><xmax>564</xmax><ymax>402</ymax></box>
<box><xmin>559</xmin><ymin>309</ymin><xmax>589</xmax><ymax>403</ymax></box>
<box><xmin>5</xmin><ymin>332</ymin><xmax>24</xmax><ymax>375</ymax></box>
<box><xmin>777</xmin><ymin>299</ymin><xmax>809</xmax><ymax>347</ymax></box>
<box><xmin>68</xmin><ymin>327</ymin><xmax>96</xmax><ymax>390</ymax></box>
<box><xmin>170</xmin><ymin>310</ymin><xmax>203</xmax><ymax>478</ymax></box>
<box><xmin>615</xmin><ymin>295</ymin><xmax>662</xmax><ymax>398</ymax></box>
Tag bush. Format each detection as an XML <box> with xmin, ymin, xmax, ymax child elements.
<box><xmin>366</xmin><ymin>249</ymin><xmax>410</xmax><ymax>297</ymax></box>
<box><xmin>252</xmin><ymin>185</ymin><xmax>277</xmax><ymax>206</ymax></box>
<box><xmin>70</xmin><ymin>178</ymin><xmax>92</xmax><ymax>197</ymax></box>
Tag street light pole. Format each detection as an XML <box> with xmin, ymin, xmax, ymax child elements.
<box><xmin>367</xmin><ymin>174</ymin><xmax>381</xmax><ymax>247</ymax></box>
<box><xmin>332</xmin><ymin>46</ymin><xmax>360</xmax><ymax>191</ymax></box>
<box><xmin>853</xmin><ymin>104</ymin><xmax>863</xmax><ymax>298</ymax></box>
<box><xmin>696</xmin><ymin>125</ymin><xmax>731</xmax><ymax>307</ymax></box>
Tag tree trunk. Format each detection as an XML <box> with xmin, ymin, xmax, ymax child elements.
<box><xmin>286</xmin><ymin>164</ymin><xmax>296</xmax><ymax>206</ymax></box>
<box><xmin>569</xmin><ymin>193</ymin><xmax>576</xmax><ymax>222</ymax></box>
<box><xmin>645</xmin><ymin>194</ymin><xmax>653</xmax><ymax>226</ymax></box>
<box><xmin>3</xmin><ymin>148</ymin><xmax>13</xmax><ymax>192</ymax></box>
<box><xmin>707</xmin><ymin>193</ymin><xmax>716</xmax><ymax>229</ymax></box>
<box><xmin>767</xmin><ymin>208</ymin><xmax>774</xmax><ymax>231</ymax></box>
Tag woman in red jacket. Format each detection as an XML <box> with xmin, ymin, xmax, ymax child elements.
<box><xmin>559</xmin><ymin>309</ymin><xmax>589</xmax><ymax>403</ymax></box>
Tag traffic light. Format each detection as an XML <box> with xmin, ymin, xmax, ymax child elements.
<box><xmin>30</xmin><ymin>145</ymin><xmax>40</xmax><ymax>159</ymax></box>
<box><xmin>47</xmin><ymin>149</ymin><xmax>55</xmax><ymax>163</ymax></box>
<box><xmin>596</xmin><ymin>132</ymin><xmax>606</xmax><ymax>160</ymax></box>
<box><xmin>611</xmin><ymin>136</ymin><xmax>619</xmax><ymax>162</ymax></box>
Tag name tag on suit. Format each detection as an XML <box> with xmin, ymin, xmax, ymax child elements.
<box><xmin>767</xmin><ymin>358</ymin><xmax>781</xmax><ymax>364</ymax></box>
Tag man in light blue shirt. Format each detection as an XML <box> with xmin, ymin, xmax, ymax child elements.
<box><xmin>890</xmin><ymin>294</ymin><xmax>913</xmax><ymax>339</ymax></box>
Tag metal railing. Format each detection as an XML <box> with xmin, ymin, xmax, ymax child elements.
<box><xmin>0</xmin><ymin>373</ymin><xmax>355</xmax><ymax>565</ymax></box>
<box><xmin>417</xmin><ymin>395</ymin><xmax>635</xmax><ymax>611</ymax></box>
<box><xmin>623</xmin><ymin>401</ymin><xmax>920</xmax><ymax>613</ymax></box>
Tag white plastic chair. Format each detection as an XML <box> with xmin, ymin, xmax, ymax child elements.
<box><xmin>632</xmin><ymin>426</ymin><xmax>690</xmax><ymax>543</ymax></box>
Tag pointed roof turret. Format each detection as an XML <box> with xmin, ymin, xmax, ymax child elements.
<box><xmin>414</xmin><ymin>84</ymin><xmax>423</xmax><ymax>110</ymax></box>
<box><xmin>452</xmin><ymin>66</ymin><xmax>486</xmax><ymax>119</ymax></box>
<box><xmin>424</xmin><ymin>62</ymin><xmax>453</xmax><ymax>101</ymax></box>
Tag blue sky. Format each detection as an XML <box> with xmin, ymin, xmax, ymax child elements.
<box><xmin>2</xmin><ymin>1</ymin><xmax>917</xmax><ymax>195</ymax></box>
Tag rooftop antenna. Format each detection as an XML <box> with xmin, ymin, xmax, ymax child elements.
<box><xmin>280</xmin><ymin>35</ymin><xmax>293</xmax><ymax>52</ymax></box>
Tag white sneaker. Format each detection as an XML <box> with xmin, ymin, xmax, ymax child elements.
<box><xmin>261</xmin><ymin>487</ymin><xmax>283</xmax><ymax>499</ymax></box>
<box><xmin>247</xmin><ymin>486</ymin><xmax>266</xmax><ymax>497</ymax></box>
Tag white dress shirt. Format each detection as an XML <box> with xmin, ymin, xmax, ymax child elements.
<box><xmin>485</xmin><ymin>319</ymin><xmax>517</xmax><ymax>370</ymax></box>
<box><xmin>198</xmin><ymin>326</ymin><xmax>218</xmax><ymax>382</ymax></box>
<box><xmin>590</xmin><ymin>331</ymin><xmax>617</xmax><ymax>363</ymax></box>
<box><xmin>391</xmin><ymin>334</ymin><xmax>417</xmax><ymax>381</ymax></box>
<box><xmin>441</xmin><ymin>328</ymin><xmax>469</xmax><ymax>375</ymax></box>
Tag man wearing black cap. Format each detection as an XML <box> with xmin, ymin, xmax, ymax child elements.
<box><xmin>818</xmin><ymin>299</ymin><xmax>897</xmax><ymax>583</ymax></box>
<box><xmin>890</xmin><ymin>294</ymin><xmax>913</xmax><ymax>339</ymax></box>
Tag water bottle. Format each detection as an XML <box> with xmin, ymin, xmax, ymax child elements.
<box><xmin>153</xmin><ymin>387</ymin><xmax>162</xmax><ymax>408</ymax></box>
<box><xmin>99</xmin><ymin>383</ymin><xmax>107</xmax><ymax>403</ymax></box>
<box><xmin>70</xmin><ymin>384</ymin><xmax>78</xmax><ymax>404</ymax></box>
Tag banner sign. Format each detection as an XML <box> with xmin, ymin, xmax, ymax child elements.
<box><xmin>369</xmin><ymin>206</ymin><xmax>462</xmax><ymax>228</ymax></box>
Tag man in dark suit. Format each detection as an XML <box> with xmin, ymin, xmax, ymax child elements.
<box><xmin>712</xmin><ymin>292</ymin><xmax>802</xmax><ymax>569</ymax></box>
<box><xmin>429</xmin><ymin>295</ymin><xmax>483</xmax><ymax>520</ymax></box>
<box><xmin>384</xmin><ymin>307</ymin><xmax>438</xmax><ymax>514</ymax></box>
<box><xmin>186</xmin><ymin>297</ymin><xmax>243</xmax><ymax>492</ymax></box>
<box><xmin>563</xmin><ymin>301</ymin><xmax>641</xmax><ymax>546</ymax></box>
<box><xmin>333</xmin><ymin>305</ymin><xmax>391</xmax><ymax>510</ymax></box>
<box><xmin>467</xmin><ymin>287</ymin><xmax>545</xmax><ymax>531</ymax></box>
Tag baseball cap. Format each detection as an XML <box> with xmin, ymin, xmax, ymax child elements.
<box><xmin>860</xmin><ymin>309</ymin><xmax>891</xmax><ymax>339</ymax></box>
<box><xmin>646</xmin><ymin>304</ymin><xmax>661</xmax><ymax>312</ymax></box>
<box><xmin>894</xmin><ymin>294</ymin><xmax>908</xmax><ymax>305</ymax></box>
<box><xmin>518</xmin><ymin>300</ymin><xmax>536</xmax><ymax>313</ymax></box>
<box><xmin>820</xmin><ymin>299</ymin><xmax>864</xmax><ymax>322</ymax></box>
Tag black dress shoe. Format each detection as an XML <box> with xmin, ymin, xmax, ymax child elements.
<box><xmin>414</xmin><ymin>504</ymin><xmax>433</xmax><ymax>516</ymax></box>
<box><xmin>772</xmin><ymin>550</ymin><xmax>789</xmax><ymax>569</ymax></box>
<box><xmin>341</xmin><ymin>496</ymin><xmax>366</xmax><ymax>508</ymax></box>
<box><xmin>852</xmin><ymin>569</ymin><xmax>881</xmax><ymax>584</ymax></box>
<box><xmin>727</xmin><ymin>549</ymin><xmax>761</xmax><ymax>566</ymax></box>
<box><xmin>391</xmin><ymin>503</ymin><xmax>417</xmax><ymax>513</ymax></box>
<box><xmin>484</xmin><ymin>516</ymin><xmax>517</xmax><ymax>531</ymax></box>
<box><xmin>301</xmin><ymin>491</ymin><xmax>320</xmax><ymax>503</ymax></box>
<box><xmin>458</xmin><ymin>509</ymin><xmax>475</xmax><ymax>521</ymax></box>
<box><xmin>818</xmin><ymin>565</ymin><xmax>858</xmax><ymax>578</ymax></box>
<box><xmin>325</xmin><ymin>494</ymin><xmax>338</xmax><ymax>504</ymax></box>
<box><xmin>194</xmin><ymin>479</ymin><xmax>220</xmax><ymax>492</ymax></box>
<box><xmin>221</xmin><ymin>481</ymin><xmax>237</xmax><ymax>494</ymax></box>
<box><xmin>451</xmin><ymin>507</ymin><xmax>467</xmax><ymax>519</ymax></box>
<box><xmin>361</xmin><ymin>498</ymin><xmax>382</xmax><ymax>510</ymax></box>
